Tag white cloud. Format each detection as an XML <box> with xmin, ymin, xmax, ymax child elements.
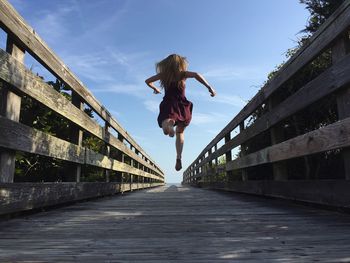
<box><xmin>187</xmin><ymin>89</ymin><xmax>246</xmax><ymax>108</ymax></box>
<box><xmin>214</xmin><ymin>93</ymin><xmax>247</xmax><ymax>108</ymax></box>
<box><xmin>191</xmin><ymin>112</ymin><xmax>228</xmax><ymax>126</ymax></box>
<box><xmin>91</xmin><ymin>83</ymin><xmax>144</xmax><ymax>97</ymax></box>
<box><xmin>144</xmin><ymin>100</ymin><xmax>160</xmax><ymax>114</ymax></box>
<box><xmin>203</xmin><ymin>66</ymin><xmax>267</xmax><ymax>81</ymax></box>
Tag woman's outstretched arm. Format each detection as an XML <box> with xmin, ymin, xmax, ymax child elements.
<box><xmin>145</xmin><ymin>74</ymin><xmax>162</xmax><ymax>94</ymax></box>
<box><xmin>184</xmin><ymin>71</ymin><xmax>216</xmax><ymax>97</ymax></box>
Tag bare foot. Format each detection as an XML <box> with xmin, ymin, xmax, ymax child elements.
<box><xmin>175</xmin><ymin>158</ymin><xmax>182</xmax><ymax>171</ymax></box>
<box><xmin>168</xmin><ymin>119</ymin><xmax>175</xmax><ymax>137</ymax></box>
<box><xmin>161</xmin><ymin>120</ymin><xmax>169</xmax><ymax>135</ymax></box>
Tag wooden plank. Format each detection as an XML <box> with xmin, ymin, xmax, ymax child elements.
<box><xmin>85</xmin><ymin>149</ymin><xmax>160</xmax><ymax>180</ymax></box>
<box><xmin>0</xmin><ymin>116</ymin><xmax>85</xmax><ymax>163</ymax></box>
<box><xmin>185</xmin><ymin>1</ymin><xmax>350</xmax><ymax>171</ymax></box>
<box><xmin>0</xmin><ymin>34</ymin><xmax>25</xmax><ymax>182</ymax></box>
<box><xmin>1</xmin><ymin>184</ymin><xmax>349</xmax><ymax>261</ymax></box>
<box><xmin>0</xmin><ymin>182</ymin><xmax>164</xmax><ymax>215</ymax></box>
<box><xmin>0</xmin><ymin>49</ymin><xmax>163</xmax><ymax>178</ymax></box>
<box><xmin>70</xmin><ymin>91</ymin><xmax>83</xmax><ymax>182</ymax></box>
<box><xmin>333</xmin><ymin>34</ymin><xmax>350</xmax><ymax>180</ymax></box>
<box><xmin>0</xmin><ymin>0</ymin><xmax>162</xmax><ymax>174</ymax></box>
<box><xmin>268</xmin><ymin>94</ymin><xmax>288</xmax><ymax>181</ymax></box>
<box><xmin>202</xmin><ymin>180</ymin><xmax>350</xmax><ymax>208</ymax></box>
<box><xmin>226</xmin><ymin>116</ymin><xmax>350</xmax><ymax>170</ymax></box>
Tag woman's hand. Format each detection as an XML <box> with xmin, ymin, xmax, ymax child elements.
<box><xmin>208</xmin><ymin>87</ymin><xmax>216</xmax><ymax>97</ymax></box>
<box><xmin>153</xmin><ymin>88</ymin><xmax>161</xmax><ymax>94</ymax></box>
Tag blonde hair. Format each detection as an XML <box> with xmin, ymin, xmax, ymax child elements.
<box><xmin>156</xmin><ymin>54</ymin><xmax>188</xmax><ymax>88</ymax></box>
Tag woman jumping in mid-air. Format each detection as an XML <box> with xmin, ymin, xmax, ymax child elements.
<box><xmin>145</xmin><ymin>54</ymin><xmax>216</xmax><ymax>171</ymax></box>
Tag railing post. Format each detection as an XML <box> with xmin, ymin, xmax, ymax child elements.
<box><xmin>332</xmin><ymin>33</ymin><xmax>350</xmax><ymax>180</ymax></box>
<box><xmin>0</xmin><ymin>35</ymin><xmax>25</xmax><ymax>182</ymax></box>
<box><xmin>225</xmin><ymin>133</ymin><xmax>232</xmax><ymax>182</ymax></box>
<box><xmin>104</xmin><ymin>122</ymin><xmax>111</xmax><ymax>182</ymax></box>
<box><xmin>130</xmin><ymin>158</ymin><xmax>134</xmax><ymax>191</ymax></box>
<box><xmin>239</xmin><ymin>122</ymin><xmax>249</xmax><ymax>181</ymax></box>
<box><xmin>70</xmin><ymin>91</ymin><xmax>83</xmax><ymax>182</ymax></box>
<box><xmin>267</xmin><ymin>99</ymin><xmax>288</xmax><ymax>181</ymax></box>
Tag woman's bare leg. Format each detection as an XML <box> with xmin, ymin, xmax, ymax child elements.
<box><xmin>175</xmin><ymin>125</ymin><xmax>186</xmax><ymax>171</ymax></box>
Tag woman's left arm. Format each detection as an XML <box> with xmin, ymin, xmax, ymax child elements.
<box><xmin>145</xmin><ymin>74</ymin><xmax>162</xmax><ymax>94</ymax></box>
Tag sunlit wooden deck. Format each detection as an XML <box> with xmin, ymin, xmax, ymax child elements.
<box><xmin>0</xmin><ymin>185</ymin><xmax>349</xmax><ymax>262</ymax></box>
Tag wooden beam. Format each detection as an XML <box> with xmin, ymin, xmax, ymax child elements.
<box><xmin>0</xmin><ymin>116</ymin><xmax>84</xmax><ymax>163</ymax></box>
<box><xmin>333</xmin><ymin>33</ymin><xmax>350</xmax><ymax>180</ymax></box>
<box><xmin>226</xmin><ymin>116</ymin><xmax>350</xmax><ymax>171</ymax></box>
<box><xmin>0</xmin><ymin>34</ymin><xmax>25</xmax><ymax>182</ymax></box>
<box><xmin>268</xmin><ymin>95</ymin><xmax>288</xmax><ymax>181</ymax></box>
<box><xmin>70</xmin><ymin>91</ymin><xmax>83</xmax><ymax>182</ymax></box>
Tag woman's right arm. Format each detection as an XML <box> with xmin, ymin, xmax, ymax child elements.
<box><xmin>145</xmin><ymin>74</ymin><xmax>162</xmax><ymax>94</ymax></box>
<box><xmin>184</xmin><ymin>71</ymin><xmax>216</xmax><ymax>97</ymax></box>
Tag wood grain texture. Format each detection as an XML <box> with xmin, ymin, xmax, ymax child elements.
<box><xmin>0</xmin><ymin>182</ymin><xmax>163</xmax><ymax>215</ymax></box>
<box><xmin>0</xmin><ymin>116</ymin><xmax>85</xmax><ymax>163</ymax></box>
<box><xmin>0</xmin><ymin>117</ymin><xmax>163</xmax><ymax>181</ymax></box>
<box><xmin>0</xmin><ymin>0</ymin><xmax>162</xmax><ymax>174</ymax></box>
<box><xmin>199</xmin><ymin>180</ymin><xmax>350</xmax><ymax>208</ymax></box>
<box><xmin>226</xmin><ymin>116</ymin><xmax>350</xmax><ymax>170</ymax></box>
<box><xmin>0</xmin><ymin>35</ymin><xmax>25</xmax><ymax>182</ymax></box>
<box><xmin>0</xmin><ymin>184</ymin><xmax>350</xmax><ymax>262</ymax></box>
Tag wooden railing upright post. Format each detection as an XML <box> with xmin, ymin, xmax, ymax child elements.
<box><xmin>71</xmin><ymin>91</ymin><xmax>84</xmax><ymax>182</ymax></box>
<box><xmin>239</xmin><ymin>122</ymin><xmax>249</xmax><ymax>181</ymax></box>
<box><xmin>0</xmin><ymin>35</ymin><xmax>25</xmax><ymax>183</ymax></box>
<box><xmin>104</xmin><ymin>122</ymin><xmax>111</xmax><ymax>182</ymax></box>
<box><xmin>225</xmin><ymin>133</ymin><xmax>232</xmax><ymax>182</ymax></box>
<box><xmin>267</xmin><ymin>98</ymin><xmax>288</xmax><ymax>181</ymax></box>
<box><xmin>333</xmin><ymin>33</ymin><xmax>350</xmax><ymax>180</ymax></box>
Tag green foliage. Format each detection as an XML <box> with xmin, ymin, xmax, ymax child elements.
<box><xmin>15</xmin><ymin>77</ymin><xmax>106</xmax><ymax>182</ymax></box>
<box><xmin>300</xmin><ymin>0</ymin><xmax>345</xmax><ymax>35</ymax></box>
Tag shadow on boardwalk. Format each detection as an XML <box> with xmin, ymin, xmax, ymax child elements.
<box><xmin>0</xmin><ymin>184</ymin><xmax>350</xmax><ymax>262</ymax></box>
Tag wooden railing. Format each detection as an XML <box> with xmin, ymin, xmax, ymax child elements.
<box><xmin>0</xmin><ymin>0</ymin><xmax>164</xmax><ymax>215</ymax></box>
<box><xmin>183</xmin><ymin>0</ymin><xmax>350</xmax><ymax>208</ymax></box>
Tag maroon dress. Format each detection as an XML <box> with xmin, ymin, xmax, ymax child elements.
<box><xmin>157</xmin><ymin>80</ymin><xmax>193</xmax><ymax>128</ymax></box>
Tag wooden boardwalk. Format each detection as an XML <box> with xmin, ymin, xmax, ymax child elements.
<box><xmin>0</xmin><ymin>185</ymin><xmax>350</xmax><ymax>262</ymax></box>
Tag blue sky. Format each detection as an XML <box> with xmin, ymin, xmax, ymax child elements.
<box><xmin>5</xmin><ymin>0</ymin><xmax>309</xmax><ymax>183</ymax></box>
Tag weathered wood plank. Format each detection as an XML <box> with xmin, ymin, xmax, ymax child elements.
<box><xmin>0</xmin><ymin>182</ymin><xmax>163</xmax><ymax>216</ymax></box>
<box><xmin>226</xmin><ymin>116</ymin><xmax>350</xmax><ymax>170</ymax></box>
<box><xmin>85</xmin><ymin>149</ymin><xmax>160</xmax><ymax>180</ymax></box>
<box><xmin>0</xmin><ymin>49</ymin><xmax>163</xmax><ymax>177</ymax></box>
<box><xmin>0</xmin><ymin>117</ymin><xmax>160</xmax><ymax>181</ymax></box>
<box><xmin>0</xmin><ymin>116</ymin><xmax>85</xmax><ymax>163</ymax></box>
<box><xmin>0</xmin><ymin>0</ymin><xmax>162</xmax><ymax>174</ymax></box>
<box><xmin>201</xmin><ymin>180</ymin><xmax>350</xmax><ymax>208</ymax></box>
<box><xmin>0</xmin><ymin>34</ymin><xmax>25</xmax><ymax>182</ymax></box>
<box><xmin>0</xmin><ymin>185</ymin><xmax>350</xmax><ymax>262</ymax></box>
<box><xmin>333</xmin><ymin>34</ymin><xmax>350</xmax><ymax>180</ymax></box>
